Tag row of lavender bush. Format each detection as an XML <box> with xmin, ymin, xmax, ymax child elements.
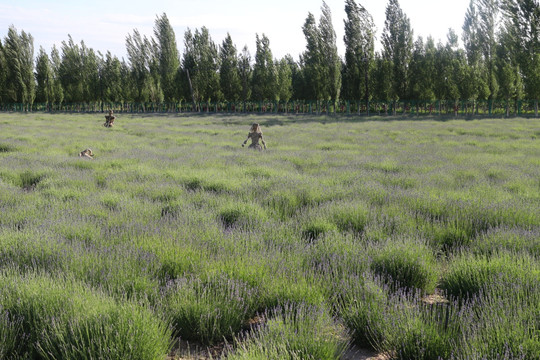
<box><xmin>0</xmin><ymin>113</ymin><xmax>538</xmax><ymax>359</ymax></box>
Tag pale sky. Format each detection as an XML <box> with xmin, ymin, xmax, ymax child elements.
<box><xmin>0</xmin><ymin>0</ymin><xmax>471</xmax><ymax>61</ymax></box>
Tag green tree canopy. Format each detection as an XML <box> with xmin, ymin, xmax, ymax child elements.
<box><xmin>343</xmin><ymin>0</ymin><xmax>375</xmax><ymax>101</ymax></box>
<box><xmin>382</xmin><ymin>0</ymin><xmax>413</xmax><ymax>101</ymax></box>
<box><xmin>319</xmin><ymin>1</ymin><xmax>342</xmax><ymax>101</ymax></box>
<box><xmin>251</xmin><ymin>33</ymin><xmax>276</xmax><ymax>101</ymax></box>
<box><xmin>3</xmin><ymin>25</ymin><xmax>35</xmax><ymax>105</ymax></box>
<box><xmin>238</xmin><ymin>45</ymin><xmax>252</xmax><ymax>102</ymax></box>
<box><xmin>276</xmin><ymin>57</ymin><xmax>293</xmax><ymax>102</ymax></box>
<box><xmin>59</xmin><ymin>36</ymin><xmax>99</xmax><ymax>103</ymax></box>
<box><xmin>34</xmin><ymin>46</ymin><xmax>53</xmax><ymax>103</ymax></box>
<box><xmin>126</xmin><ymin>29</ymin><xmax>156</xmax><ymax>103</ymax></box>
<box><xmin>503</xmin><ymin>0</ymin><xmax>540</xmax><ymax>105</ymax></box>
<box><xmin>154</xmin><ymin>13</ymin><xmax>180</xmax><ymax>102</ymax></box>
<box><xmin>219</xmin><ymin>33</ymin><xmax>242</xmax><ymax>101</ymax></box>
<box><xmin>182</xmin><ymin>27</ymin><xmax>221</xmax><ymax>103</ymax></box>
<box><xmin>100</xmin><ymin>51</ymin><xmax>124</xmax><ymax>103</ymax></box>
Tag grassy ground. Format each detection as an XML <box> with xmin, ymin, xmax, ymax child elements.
<box><xmin>0</xmin><ymin>112</ymin><xmax>538</xmax><ymax>359</ymax></box>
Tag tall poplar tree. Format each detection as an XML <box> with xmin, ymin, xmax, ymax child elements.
<box><xmin>83</xmin><ymin>46</ymin><xmax>100</xmax><ymax>102</ymax></box>
<box><xmin>154</xmin><ymin>13</ymin><xmax>180</xmax><ymax>101</ymax></box>
<box><xmin>59</xmin><ymin>36</ymin><xmax>84</xmax><ymax>102</ymax></box>
<box><xmin>35</xmin><ymin>47</ymin><xmax>53</xmax><ymax>104</ymax></box>
<box><xmin>463</xmin><ymin>1</ymin><xmax>482</xmax><ymax>66</ymax></box>
<box><xmin>408</xmin><ymin>36</ymin><xmax>436</xmax><ymax>101</ymax></box>
<box><xmin>182</xmin><ymin>27</ymin><xmax>221</xmax><ymax>103</ymax></box>
<box><xmin>301</xmin><ymin>12</ymin><xmax>323</xmax><ymax>100</ymax></box>
<box><xmin>319</xmin><ymin>1</ymin><xmax>341</xmax><ymax>101</ymax></box>
<box><xmin>301</xmin><ymin>2</ymin><xmax>341</xmax><ymax>102</ymax></box>
<box><xmin>381</xmin><ymin>0</ymin><xmax>413</xmax><ymax>102</ymax></box>
<box><xmin>4</xmin><ymin>25</ymin><xmax>35</xmax><ymax>106</ymax></box>
<box><xmin>503</xmin><ymin>0</ymin><xmax>540</xmax><ymax>114</ymax></box>
<box><xmin>0</xmin><ymin>39</ymin><xmax>7</xmax><ymax>103</ymax></box>
<box><xmin>148</xmin><ymin>39</ymin><xmax>164</xmax><ymax>103</ymax></box>
<box><xmin>126</xmin><ymin>29</ymin><xmax>153</xmax><ymax>103</ymax></box>
<box><xmin>496</xmin><ymin>26</ymin><xmax>524</xmax><ymax>115</ymax></box>
<box><xmin>284</xmin><ymin>54</ymin><xmax>301</xmax><ymax>100</ymax></box>
<box><xmin>100</xmin><ymin>51</ymin><xmax>124</xmax><ymax>102</ymax></box>
<box><xmin>343</xmin><ymin>0</ymin><xmax>375</xmax><ymax>102</ymax></box>
<box><xmin>477</xmin><ymin>0</ymin><xmax>500</xmax><ymax>99</ymax></box>
<box><xmin>238</xmin><ymin>45</ymin><xmax>252</xmax><ymax>102</ymax></box>
<box><xmin>251</xmin><ymin>33</ymin><xmax>276</xmax><ymax>101</ymax></box>
<box><xmin>119</xmin><ymin>59</ymin><xmax>133</xmax><ymax>101</ymax></box>
<box><xmin>462</xmin><ymin>1</ymin><xmax>490</xmax><ymax>101</ymax></box>
<box><xmin>50</xmin><ymin>45</ymin><xmax>64</xmax><ymax>104</ymax></box>
<box><xmin>58</xmin><ymin>36</ymin><xmax>100</xmax><ymax>103</ymax></box>
<box><xmin>276</xmin><ymin>57</ymin><xmax>293</xmax><ymax>102</ymax></box>
<box><xmin>372</xmin><ymin>53</ymin><xmax>393</xmax><ymax>104</ymax></box>
<box><xmin>219</xmin><ymin>33</ymin><xmax>242</xmax><ymax>101</ymax></box>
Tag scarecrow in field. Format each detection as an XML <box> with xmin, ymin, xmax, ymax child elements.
<box><xmin>242</xmin><ymin>123</ymin><xmax>267</xmax><ymax>151</ymax></box>
<box><xmin>79</xmin><ymin>148</ymin><xmax>94</xmax><ymax>159</ymax></box>
<box><xmin>103</xmin><ymin>110</ymin><xmax>116</xmax><ymax>128</ymax></box>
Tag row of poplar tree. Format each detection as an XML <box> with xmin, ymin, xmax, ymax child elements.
<box><xmin>0</xmin><ymin>0</ymin><xmax>539</xmax><ymax>108</ymax></box>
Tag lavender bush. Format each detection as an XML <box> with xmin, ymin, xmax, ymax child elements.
<box><xmin>0</xmin><ymin>113</ymin><xmax>538</xmax><ymax>358</ymax></box>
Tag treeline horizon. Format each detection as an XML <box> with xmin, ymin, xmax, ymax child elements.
<box><xmin>0</xmin><ymin>0</ymin><xmax>539</xmax><ymax>110</ymax></box>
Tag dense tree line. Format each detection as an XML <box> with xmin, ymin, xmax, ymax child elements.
<box><xmin>0</xmin><ymin>0</ymin><xmax>539</xmax><ymax>112</ymax></box>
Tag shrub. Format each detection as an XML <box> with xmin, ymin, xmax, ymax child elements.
<box><xmin>0</xmin><ymin>310</ymin><xmax>27</xmax><ymax>359</ymax></box>
<box><xmin>18</xmin><ymin>170</ymin><xmax>45</xmax><ymax>190</ymax></box>
<box><xmin>301</xmin><ymin>219</ymin><xmax>337</xmax><ymax>241</ymax></box>
<box><xmin>370</xmin><ymin>240</ymin><xmax>438</xmax><ymax>293</ymax></box>
<box><xmin>160</xmin><ymin>199</ymin><xmax>183</xmax><ymax>218</ymax></box>
<box><xmin>260</xmin><ymin>272</ymin><xmax>326</xmax><ymax>310</ymax></box>
<box><xmin>454</xmin><ymin>281</ymin><xmax>540</xmax><ymax>359</ymax></box>
<box><xmin>471</xmin><ymin>227</ymin><xmax>540</xmax><ymax>257</ymax></box>
<box><xmin>302</xmin><ymin>233</ymin><xmax>370</xmax><ymax>287</ymax></box>
<box><xmin>0</xmin><ymin>272</ymin><xmax>171</xmax><ymax>359</ymax></box>
<box><xmin>268</xmin><ymin>188</ymin><xmax>322</xmax><ymax>220</ymax></box>
<box><xmin>0</xmin><ymin>143</ymin><xmax>15</xmax><ymax>153</ymax></box>
<box><xmin>335</xmin><ymin>275</ymin><xmax>388</xmax><ymax>349</ymax></box>
<box><xmin>227</xmin><ymin>303</ymin><xmax>349</xmax><ymax>360</ymax></box>
<box><xmin>156</xmin><ymin>243</ymin><xmax>205</xmax><ymax>281</ymax></box>
<box><xmin>148</xmin><ymin>186</ymin><xmax>184</xmax><ymax>203</ymax></box>
<box><xmin>218</xmin><ymin>202</ymin><xmax>267</xmax><ymax>228</ymax></box>
<box><xmin>440</xmin><ymin>251</ymin><xmax>540</xmax><ymax>299</ymax></box>
<box><xmin>182</xmin><ymin>174</ymin><xmax>239</xmax><ymax>193</ymax></box>
<box><xmin>183</xmin><ymin>176</ymin><xmax>204</xmax><ymax>191</ymax></box>
<box><xmin>161</xmin><ymin>274</ymin><xmax>257</xmax><ymax>344</ymax></box>
<box><xmin>37</xmin><ymin>305</ymin><xmax>172</xmax><ymax>360</ymax></box>
<box><xmin>100</xmin><ymin>192</ymin><xmax>122</xmax><ymax>211</ymax></box>
<box><xmin>380</xmin><ymin>291</ymin><xmax>461</xmax><ymax>360</ymax></box>
<box><xmin>0</xmin><ymin>230</ymin><xmax>68</xmax><ymax>273</ymax></box>
<box><xmin>331</xmin><ymin>204</ymin><xmax>370</xmax><ymax>235</ymax></box>
<box><xmin>427</xmin><ymin>220</ymin><xmax>474</xmax><ymax>251</ymax></box>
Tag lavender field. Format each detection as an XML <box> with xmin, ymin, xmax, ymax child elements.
<box><xmin>0</xmin><ymin>112</ymin><xmax>539</xmax><ymax>359</ymax></box>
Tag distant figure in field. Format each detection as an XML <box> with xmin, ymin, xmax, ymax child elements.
<box><xmin>242</xmin><ymin>123</ymin><xmax>267</xmax><ymax>151</ymax></box>
<box><xmin>104</xmin><ymin>110</ymin><xmax>116</xmax><ymax>127</ymax></box>
<box><xmin>79</xmin><ymin>148</ymin><xmax>94</xmax><ymax>159</ymax></box>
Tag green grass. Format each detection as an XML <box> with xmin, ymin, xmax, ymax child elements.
<box><xmin>0</xmin><ymin>113</ymin><xmax>538</xmax><ymax>358</ymax></box>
